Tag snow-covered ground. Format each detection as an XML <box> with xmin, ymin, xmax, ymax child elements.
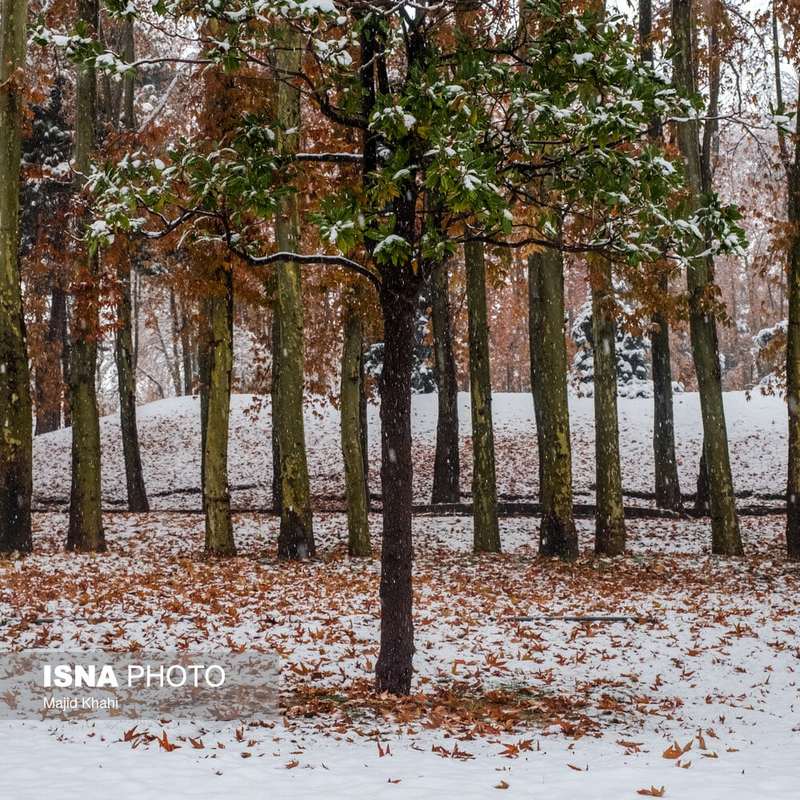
<box><xmin>32</xmin><ymin>390</ymin><xmax>788</xmax><ymax>508</ymax></box>
<box><xmin>2</xmin><ymin>391</ymin><xmax>797</xmax><ymax>799</ymax></box>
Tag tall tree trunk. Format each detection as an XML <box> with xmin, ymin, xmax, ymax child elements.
<box><xmin>180</xmin><ymin>301</ymin><xmax>193</xmax><ymax>395</ymax></box>
<box><xmin>67</xmin><ymin>0</ymin><xmax>104</xmax><ymax>552</ymax></box>
<box><xmin>341</xmin><ymin>298</ymin><xmax>371</xmax><ymax>557</ymax></box>
<box><xmin>651</xmin><ymin>274</ymin><xmax>682</xmax><ymax>510</ymax></box>
<box><xmin>0</xmin><ymin>0</ymin><xmax>33</xmax><ymax>554</ymax></box>
<box><xmin>640</xmin><ymin>0</ymin><xmax>681</xmax><ymax>510</ymax></box>
<box><xmin>784</xmin><ymin>19</ymin><xmax>800</xmax><ymax>559</ymax></box>
<box><xmin>270</xmin><ymin>300</ymin><xmax>282</xmax><ymax>512</ymax></box>
<box><xmin>591</xmin><ymin>259</ymin><xmax>625</xmax><ymax>555</ymax></box>
<box><xmin>375</xmin><ymin>275</ymin><xmax>417</xmax><ymax>696</ymax></box>
<box><xmin>35</xmin><ymin>285</ymin><xmax>67</xmax><ymax>434</ymax></box>
<box><xmin>528</xmin><ymin>247</ymin><xmax>578</xmax><ymax>560</ymax></box>
<box><xmin>115</xmin><ymin>253</ymin><xmax>148</xmax><ymax>511</ymax></box>
<box><xmin>168</xmin><ymin>288</ymin><xmax>183</xmax><ymax>396</ymax></box>
<box><xmin>528</xmin><ymin>255</ymin><xmax>545</xmax><ymax>497</ymax></box>
<box><xmin>671</xmin><ymin>0</ymin><xmax>742</xmax><ymax>555</ymax></box>
<box><xmin>275</xmin><ymin>25</ymin><xmax>314</xmax><ymax>559</ymax></box>
<box><xmin>465</xmin><ymin>241</ymin><xmax>501</xmax><ymax>553</ymax></box>
<box><xmin>203</xmin><ymin>264</ymin><xmax>235</xmax><ymax>556</ymax></box>
<box><xmin>431</xmin><ymin>261</ymin><xmax>460</xmax><ymax>504</ymax></box>
<box><xmin>113</xmin><ymin>36</ymin><xmax>147</xmax><ymax>513</ymax></box>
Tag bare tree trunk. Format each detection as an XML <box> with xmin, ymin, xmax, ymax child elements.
<box><xmin>35</xmin><ymin>285</ymin><xmax>67</xmax><ymax>434</ymax></box>
<box><xmin>465</xmin><ymin>241</ymin><xmax>501</xmax><ymax>553</ymax></box>
<box><xmin>179</xmin><ymin>301</ymin><xmax>193</xmax><ymax>395</ymax></box>
<box><xmin>168</xmin><ymin>288</ymin><xmax>183</xmax><ymax>395</ymax></box>
<box><xmin>341</xmin><ymin>298</ymin><xmax>371</xmax><ymax>557</ymax></box>
<box><xmin>528</xmin><ymin>247</ymin><xmax>578</xmax><ymax>560</ymax></box>
<box><xmin>640</xmin><ymin>0</ymin><xmax>682</xmax><ymax>510</ymax></box>
<box><xmin>66</xmin><ymin>0</ymin><xmax>104</xmax><ymax>552</ymax></box>
<box><xmin>0</xmin><ymin>0</ymin><xmax>33</xmax><ymax>554</ymax></box>
<box><xmin>270</xmin><ymin>300</ymin><xmax>282</xmax><ymax>512</ymax></box>
<box><xmin>113</xmin><ymin>31</ymin><xmax>148</xmax><ymax>513</ymax></box>
<box><xmin>203</xmin><ymin>264</ymin><xmax>235</xmax><ymax>556</ymax></box>
<box><xmin>375</xmin><ymin>274</ymin><xmax>417</xmax><ymax>696</ymax></box>
<box><xmin>275</xmin><ymin>24</ymin><xmax>314</xmax><ymax>560</ymax></box>
<box><xmin>115</xmin><ymin>254</ymin><xmax>148</xmax><ymax>512</ymax></box>
<box><xmin>591</xmin><ymin>259</ymin><xmax>625</xmax><ymax>555</ymax></box>
<box><xmin>431</xmin><ymin>261</ymin><xmax>460</xmax><ymax>504</ymax></box>
<box><xmin>671</xmin><ymin>0</ymin><xmax>742</xmax><ymax>555</ymax></box>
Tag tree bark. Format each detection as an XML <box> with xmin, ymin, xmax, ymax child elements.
<box><xmin>640</xmin><ymin>0</ymin><xmax>681</xmax><ymax>510</ymax></box>
<box><xmin>431</xmin><ymin>261</ymin><xmax>460</xmax><ymax>504</ymax></box>
<box><xmin>528</xmin><ymin>255</ymin><xmax>545</xmax><ymax>497</ymax></box>
<box><xmin>270</xmin><ymin>299</ymin><xmax>282</xmax><ymax>512</ymax></box>
<box><xmin>0</xmin><ymin>0</ymin><xmax>33</xmax><ymax>554</ymax></box>
<box><xmin>341</xmin><ymin>298</ymin><xmax>371</xmax><ymax>557</ymax></box>
<box><xmin>275</xmin><ymin>24</ymin><xmax>314</xmax><ymax>560</ymax></box>
<box><xmin>465</xmin><ymin>241</ymin><xmax>501</xmax><ymax>553</ymax></box>
<box><xmin>375</xmin><ymin>275</ymin><xmax>417</xmax><ymax>696</ymax></box>
<box><xmin>66</xmin><ymin>0</ymin><xmax>104</xmax><ymax>552</ymax></box>
<box><xmin>785</xmin><ymin>31</ymin><xmax>800</xmax><ymax>559</ymax></box>
<box><xmin>203</xmin><ymin>264</ymin><xmax>235</xmax><ymax>556</ymax></box>
<box><xmin>671</xmin><ymin>0</ymin><xmax>742</xmax><ymax>555</ymax></box>
<box><xmin>528</xmin><ymin>248</ymin><xmax>578</xmax><ymax>560</ymax></box>
<box><xmin>591</xmin><ymin>259</ymin><xmax>625</xmax><ymax>555</ymax></box>
<box><xmin>115</xmin><ymin>254</ymin><xmax>148</xmax><ymax>511</ymax></box>
<box><xmin>34</xmin><ymin>285</ymin><xmax>67</xmax><ymax>434</ymax></box>
<box><xmin>179</xmin><ymin>301</ymin><xmax>193</xmax><ymax>395</ymax></box>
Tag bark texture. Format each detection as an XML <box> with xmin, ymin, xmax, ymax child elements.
<box><xmin>591</xmin><ymin>259</ymin><xmax>625</xmax><ymax>555</ymax></box>
<box><xmin>431</xmin><ymin>261</ymin><xmax>460</xmax><ymax>504</ymax></box>
<box><xmin>465</xmin><ymin>241</ymin><xmax>501</xmax><ymax>553</ymax></box>
<box><xmin>671</xmin><ymin>0</ymin><xmax>742</xmax><ymax>555</ymax></box>
<box><xmin>341</xmin><ymin>301</ymin><xmax>371</xmax><ymax>557</ymax></box>
<box><xmin>66</xmin><ymin>0</ymin><xmax>104</xmax><ymax>552</ymax></box>
<box><xmin>275</xmin><ymin>24</ymin><xmax>314</xmax><ymax>560</ymax></box>
<box><xmin>202</xmin><ymin>265</ymin><xmax>236</xmax><ymax>556</ymax></box>
<box><xmin>528</xmin><ymin>248</ymin><xmax>578</xmax><ymax>560</ymax></box>
<box><xmin>0</xmin><ymin>0</ymin><xmax>33</xmax><ymax>554</ymax></box>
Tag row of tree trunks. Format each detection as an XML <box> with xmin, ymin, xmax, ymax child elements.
<box><xmin>66</xmin><ymin>0</ymin><xmax>105</xmax><ymax>552</ymax></box>
<box><xmin>671</xmin><ymin>0</ymin><xmax>742</xmax><ymax>556</ymax></box>
<box><xmin>590</xmin><ymin>258</ymin><xmax>626</xmax><ymax>555</ymax></box>
<box><xmin>465</xmin><ymin>241</ymin><xmax>501</xmax><ymax>553</ymax></box>
<box><xmin>528</xmin><ymin>247</ymin><xmax>578</xmax><ymax>560</ymax></box>
<box><xmin>0</xmin><ymin>0</ymin><xmax>33</xmax><ymax>554</ymax></box>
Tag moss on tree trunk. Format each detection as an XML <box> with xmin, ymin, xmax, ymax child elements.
<box><xmin>203</xmin><ymin>265</ymin><xmax>235</xmax><ymax>556</ymax></box>
<box><xmin>66</xmin><ymin>0</ymin><xmax>104</xmax><ymax>552</ymax></box>
<box><xmin>0</xmin><ymin>0</ymin><xmax>33</xmax><ymax>554</ymax></box>
<box><xmin>591</xmin><ymin>258</ymin><xmax>626</xmax><ymax>556</ymax></box>
<box><xmin>341</xmin><ymin>299</ymin><xmax>371</xmax><ymax>557</ymax></box>
<box><xmin>528</xmin><ymin>247</ymin><xmax>578</xmax><ymax>560</ymax></box>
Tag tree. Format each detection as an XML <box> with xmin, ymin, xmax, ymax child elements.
<box><xmin>640</xmin><ymin>0</ymin><xmax>681</xmax><ymax>512</ymax></box>
<box><xmin>66</xmin><ymin>0</ymin><xmax>105</xmax><ymax>552</ymax></box>
<box><xmin>274</xmin><ymin>22</ymin><xmax>315</xmax><ymax>560</ymax></box>
<box><xmin>0</xmin><ymin>0</ymin><xmax>33</xmax><ymax>554</ymax></box>
<box><xmin>114</xmin><ymin>19</ymin><xmax>148</xmax><ymax>512</ymax></box>
<box><xmin>88</xmin><ymin>1</ymin><xmax>745</xmax><ymax>694</ymax></box>
<box><xmin>430</xmin><ymin>259</ymin><xmax>460</xmax><ymax>504</ymax></box>
<box><xmin>671</xmin><ymin>0</ymin><xmax>743</xmax><ymax>555</ymax></box>
<box><xmin>465</xmin><ymin>240</ymin><xmax>501</xmax><ymax>552</ymax></box>
<box><xmin>529</xmin><ymin>244</ymin><xmax>578</xmax><ymax>559</ymax></box>
<box><xmin>341</xmin><ymin>290</ymin><xmax>371</xmax><ymax>557</ymax></box>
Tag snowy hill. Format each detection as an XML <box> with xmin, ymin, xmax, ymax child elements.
<box><xmin>33</xmin><ymin>391</ymin><xmax>788</xmax><ymax>508</ymax></box>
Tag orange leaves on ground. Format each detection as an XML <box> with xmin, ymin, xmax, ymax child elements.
<box><xmin>157</xmin><ymin>730</ymin><xmax>180</xmax><ymax>752</ymax></box>
<box><xmin>637</xmin><ymin>787</ymin><xmax>666</xmax><ymax>797</ymax></box>
<box><xmin>495</xmin><ymin>780</ymin><xmax>510</xmax><ymax>789</ymax></box>
<box><xmin>662</xmin><ymin>739</ymin><xmax>692</xmax><ymax>759</ymax></box>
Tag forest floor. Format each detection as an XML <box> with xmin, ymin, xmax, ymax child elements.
<box><xmin>1</xmin><ymin>391</ymin><xmax>798</xmax><ymax>798</ymax></box>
